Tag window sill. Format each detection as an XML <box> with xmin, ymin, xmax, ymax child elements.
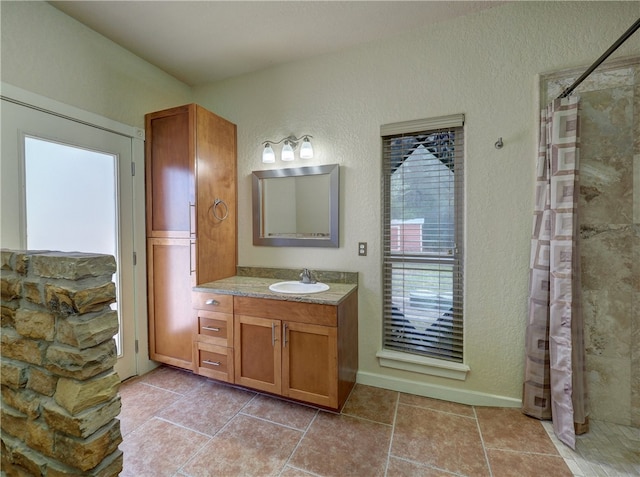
<box><xmin>376</xmin><ymin>349</ymin><xmax>470</xmax><ymax>381</ymax></box>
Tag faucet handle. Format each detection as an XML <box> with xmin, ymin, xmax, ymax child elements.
<box><xmin>300</xmin><ymin>268</ymin><xmax>316</xmax><ymax>284</ymax></box>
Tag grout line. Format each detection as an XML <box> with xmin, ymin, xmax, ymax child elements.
<box><xmin>278</xmin><ymin>408</ymin><xmax>320</xmax><ymax>476</ymax></box>
<box><xmin>136</xmin><ymin>381</ymin><xmax>185</xmax><ymax>396</ymax></box>
<box><xmin>152</xmin><ymin>416</ymin><xmax>213</xmax><ymax>439</ymax></box>
<box><xmin>383</xmin><ymin>391</ymin><xmax>400</xmax><ymax>477</ymax></box>
<box><xmin>173</xmin><ymin>435</ymin><xmax>212</xmax><ymax>477</ymax></box>
<box><xmin>390</xmin><ymin>456</ymin><xmax>468</xmax><ymax>477</ymax></box>
<box><xmin>171</xmin><ymin>390</ymin><xmax>254</xmax><ymax>477</ymax></box>
<box><xmin>237</xmin><ymin>411</ymin><xmax>312</xmax><ymax>432</ymax></box>
<box><xmin>473</xmin><ymin>406</ymin><xmax>494</xmax><ymax>477</ymax></box>
<box><xmin>399</xmin><ymin>401</ymin><xmax>477</xmax><ymax>419</ymax></box>
<box><xmin>338</xmin><ymin>412</ymin><xmax>394</xmax><ymax>427</ymax></box>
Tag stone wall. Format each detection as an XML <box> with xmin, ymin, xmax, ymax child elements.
<box><xmin>1</xmin><ymin>250</ymin><xmax>123</xmax><ymax>476</ymax></box>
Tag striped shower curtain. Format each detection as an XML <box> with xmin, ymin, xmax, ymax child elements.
<box><xmin>522</xmin><ymin>96</ymin><xmax>588</xmax><ymax>449</ymax></box>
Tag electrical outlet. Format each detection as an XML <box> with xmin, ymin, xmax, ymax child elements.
<box><xmin>358</xmin><ymin>242</ymin><xmax>367</xmax><ymax>256</ymax></box>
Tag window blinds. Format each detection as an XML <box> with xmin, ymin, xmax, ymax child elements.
<box><xmin>381</xmin><ymin>116</ymin><xmax>464</xmax><ymax>362</ymax></box>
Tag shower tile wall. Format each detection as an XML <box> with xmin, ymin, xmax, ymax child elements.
<box><xmin>543</xmin><ymin>58</ymin><xmax>639</xmax><ymax>428</ymax></box>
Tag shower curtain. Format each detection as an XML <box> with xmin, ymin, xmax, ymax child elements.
<box><xmin>522</xmin><ymin>96</ymin><xmax>588</xmax><ymax>449</ymax></box>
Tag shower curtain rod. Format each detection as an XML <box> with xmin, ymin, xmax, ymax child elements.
<box><xmin>557</xmin><ymin>17</ymin><xmax>640</xmax><ymax>99</ymax></box>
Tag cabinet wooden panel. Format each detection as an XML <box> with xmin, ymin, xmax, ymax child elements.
<box><xmin>147</xmin><ymin>238</ymin><xmax>195</xmax><ymax>369</ymax></box>
<box><xmin>283</xmin><ymin>321</ymin><xmax>338</xmax><ymax>408</ymax></box>
<box><xmin>145</xmin><ymin>104</ymin><xmax>237</xmax><ymax>371</ymax></box>
<box><xmin>194</xmin><ymin>106</ymin><xmax>237</xmax><ymax>283</ymax></box>
<box><xmin>234</xmin><ymin>314</ymin><xmax>281</xmax><ymax>394</ymax></box>
<box><xmin>234</xmin><ymin>296</ymin><xmax>336</xmax><ymax>326</ymax></box>
<box><xmin>194</xmin><ymin>341</ymin><xmax>234</xmax><ymax>382</ymax></box>
<box><xmin>145</xmin><ymin>105</ymin><xmax>194</xmax><ymax>238</ymax></box>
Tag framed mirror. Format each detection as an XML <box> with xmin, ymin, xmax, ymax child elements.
<box><xmin>252</xmin><ymin>164</ymin><xmax>339</xmax><ymax>247</ymax></box>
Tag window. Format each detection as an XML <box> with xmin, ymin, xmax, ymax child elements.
<box><xmin>381</xmin><ymin>115</ymin><xmax>464</xmax><ymax>363</ymax></box>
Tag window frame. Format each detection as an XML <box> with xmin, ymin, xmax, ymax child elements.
<box><xmin>377</xmin><ymin>114</ymin><xmax>469</xmax><ymax>379</ymax></box>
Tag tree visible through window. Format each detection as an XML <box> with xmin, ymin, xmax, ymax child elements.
<box><xmin>382</xmin><ymin>118</ymin><xmax>464</xmax><ymax>362</ymax></box>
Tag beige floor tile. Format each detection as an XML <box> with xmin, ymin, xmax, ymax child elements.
<box><xmin>119</xmin><ymin>417</ymin><xmax>209</xmax><ymax>477</ymax></box>
<box><xmin>156</xmin><ymin>380</ymin><xmax>255</xmax><ymax>436</ymax></box>
<box><xmin>138</xmin><ymin>365</ymin><xmax>205</xmax><ymax>394</ymax></box>
<box><xmin>486</xmin><ymin>449</ymin><xmax>573</xmax><ymax>477</ymax></box>
<box><xmin>240</xmin><ymin>393</ymin><xmax>318</xmax><ymax>430</ymax></box>
<box><xmin>476</xmin><ymin>407</ymin><xmax>559</xmax><ymax>455</ymax></box>
<box><xmin>392</xmin><ymin>403</ymin><xmax>490</xmax><ymax>476</ymax></box>
<box><xmin>118</xmin><ymin>380</ymin><xmax>183</xmax><ymax>436</ymax></box>
<box><xmin>279</xmin><ymin>466</ymin><xmax>317</xmax><ymax>476</ymax></box>
<box><xmin>342</xmin><ymin>383</ymin><xmax>399</xmax><ymax>424</ymax></box>
<box><xmin>399</xmin><ymin>393</ymin><xmax>475</xmax><ymax>418</ymax></box>
<box><xmin>182</xmin><ymin>414</ymin><xmax>302</xmax><ymax>476</ymax></box>
<box><xmin>289</xmin><ymin>411</ymin><xmax>392</xmax><ymax>476</ymax></box>
<box><xmin>386</xmin><ymin>456</ymin><xmax>455</xmax><ymax>476</ymax></box>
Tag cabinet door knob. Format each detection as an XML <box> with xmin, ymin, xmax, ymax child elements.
<box><xmin>203</xmin><ymin>360</ymin><xmax>221</xmax><ymax>366</ymax></box>
<box><xmin>205</xmin><ymin>299</ymin><xmax>219</xmax><ymax>306</ymax></box>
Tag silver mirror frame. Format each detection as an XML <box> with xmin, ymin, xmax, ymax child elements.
<box><xmin>252</xmin><ymin>164</ymin><xmax>339</xmax><ymax>247</ymax></box>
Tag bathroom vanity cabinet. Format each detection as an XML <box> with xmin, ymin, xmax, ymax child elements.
<box><xmin>234</xmin><ymin>294</ymin><xmax>358</xmax><ymax>410</ymax></box>
<box><xmin>146</xmin><ymin>104</ymin><xmax>237</xmax><ymax>370</ymax></box>
<box><xmin>191</xmin><ymin>281</ymin><xmax>358</xmax><ymax>411</ymax></box>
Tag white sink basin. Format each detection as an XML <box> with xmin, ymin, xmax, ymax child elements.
<box><xmin>268</xmin><ymin>281</ymin><xmax>330</xmax><ymax>294</ymax></box>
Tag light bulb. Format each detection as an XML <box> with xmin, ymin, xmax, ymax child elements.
<box><xmin>300</xmin><ymin>137</ymin><xmax>314</xmax><ymax>159</ymax></box>
<box><xmin>281</xmin><ymin>141</ymin><xmax>295</xmax><ymax>161</ymax></box>
<box><xmin>262</xmin><ymin>144</ymin><xmax>275</xmax><ymax>163</ymax></box>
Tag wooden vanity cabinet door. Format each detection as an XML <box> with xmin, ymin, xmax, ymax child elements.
<box><xmin>234</xmin><ymin>315</ymin><xmax>281</xmax><ymax>394</ymax></box>
<box><xmin>282</xmin><ymin>321</ymin><xmax>338</xmax><ymax>409</ymax></box>
<box><xmin>145</xmin><ymin>105</ymin><xmax>194</xmax><ymax>238</ymax></box>
<box><xmin>147</xmin><ymin>238</ymin><xmax>196</xmax><ymax>369</ymax></box>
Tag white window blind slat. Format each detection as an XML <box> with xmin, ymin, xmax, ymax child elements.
<box><xmin>382</xmin><ymin>119</ymin><xmax>464</xmax><ymax>363</ymax></box>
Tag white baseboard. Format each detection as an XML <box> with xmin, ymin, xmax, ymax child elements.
<box><xmin>356</xmin><ymin>370</ymin><xmax>522</xmax><ymax>408</ymax></box>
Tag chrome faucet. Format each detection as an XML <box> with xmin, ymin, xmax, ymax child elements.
<box><xmin>299</xmin><ymin>268</ymin><xmax>317</xmax><ymax>284</ymax></box>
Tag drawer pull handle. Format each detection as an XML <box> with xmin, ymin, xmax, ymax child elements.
<box><xmin>272</xmin><ymin>322</ymin><xmax>276</xmax><ymax>347</ymax></box>
<box><xmin>203</xmin><ymin>360</ymin><xmax>221</xmax><ymax>366</ymax></box>
<box><xmin>202</xmin><ymin>326</ymin><xmax>221</xmax><ymax>332</ymax></box>
<box><xmin>205</xmin><ymin>299</ymin><xmax>220</xmax><ymax>306</ymax></box>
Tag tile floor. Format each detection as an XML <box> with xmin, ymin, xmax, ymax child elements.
<box><xmin>542</xmin><ymin>419</ymin><xmax>640</xmax><ymax>477</ymax></box>
<box><xmin>117</xmin><ymin>366</ymin><xmax>637</xmax><ymax>477</ymax></box>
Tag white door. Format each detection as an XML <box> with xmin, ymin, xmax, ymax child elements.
<box><xmin>1</xmin><ymin>99</ymin><xmax>138</xmax><ymax>380</ymax></box>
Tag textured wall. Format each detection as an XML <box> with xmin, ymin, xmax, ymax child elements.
<box><xmin>0</xmin><ymin>1</ymin><xmax>192</xmax><ymax>128</ymax></box>
<box><xmin>194</xmin><ymin>2</ymin><xmax>640</xmax><ymax>404</ymax></box>
<box><xmin>543</xmin><ymin>58</ymin><xmax>639</xmax><ymax>427</ymax></box>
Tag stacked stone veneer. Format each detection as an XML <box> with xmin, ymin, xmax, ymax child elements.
<box><xmin>1</xmin><ymin>250</ymin><xmax>123</xmax><ymax>476</ymax></box>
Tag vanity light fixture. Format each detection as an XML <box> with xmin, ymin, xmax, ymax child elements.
<box><xmin>262</xmin><ymin>135</ymin><xmax>313</xmax><ymax>163</ymax></box>
<box><xmin>262</xmin><ymin>143</ymin><xmax>276</xmax><ymax>163</ymax></box>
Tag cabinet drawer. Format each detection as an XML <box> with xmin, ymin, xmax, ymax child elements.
<box><xmin>234</xmin><ymin>296</ymin><xmax>337</xmax><ymax>326</ymax></box>
<box><xmin>192</xmin><ymin>292</ymin><xmax>233</xmax><ymax>313</ymax></box>
<box><xmin>196</xmin><ymin>310</ymin><xmax>233</xmax><ymax>346</ymax></box>
<box><xmin>194</xmin><ymin>342</ymin><xmax>234</xmax><ymax>383</ymax></box>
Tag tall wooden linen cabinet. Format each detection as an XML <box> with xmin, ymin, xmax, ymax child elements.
<box><xmin>145</xmin><ymin>104</ymin><xmax>237</xmax><ymax>370</ymax></box>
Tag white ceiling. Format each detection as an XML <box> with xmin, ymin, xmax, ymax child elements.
<box><xmin>50</xmin><ymin>1</ymin><xmax>503</xmax><ymax>86</ymax></box>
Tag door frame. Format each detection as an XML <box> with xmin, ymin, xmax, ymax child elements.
<box><xmin>1</xmin><ymin>82</ymin><xmax>156</xmax><ymax>379</ymax></box>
